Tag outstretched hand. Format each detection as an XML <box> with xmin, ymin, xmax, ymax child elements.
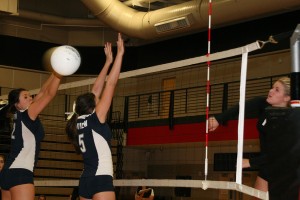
<box><xmin>136</xmin><ymin>189</ymin><xmax>150</xmax><ymax>200</ymax></box>
<box><xmin>242</xmin><ymin>158</ymin><xmax>250</xmax><ymax>168</ymax></box>
<box><xmin>104</xmin><ymin>42</ymin><xmax>113</xmax><ymax>65</ymax></box>
<box><xmin>116</xmin><ymin>33</ymin><xmax>124</xmax><ymax>56</ymax></box>
<box><xmin>208</xmin><ymin>116</ymin><xmax>219</xmax><ymax>132</ymax></box>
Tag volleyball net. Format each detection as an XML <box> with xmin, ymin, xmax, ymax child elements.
<box><xmin>1</xmin><ymin>40</ymin><xmax>275</xmax><ymax>200</ymax></box>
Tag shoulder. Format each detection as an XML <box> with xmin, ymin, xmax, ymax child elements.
<box><xmin>18</xmin><ymin>109</ymin><xmax>30</xmax><ymax>121</ymax></box>
<box><xmin>19</xmin><ymin>109</ymin><xmax>42</xmax><ymax>123</ymax></box>
<box><xmin>247</xmin><ymin>96</ymin><xmax>268</xmax><ymax>106</ymax></box>
<box><xmin>254</xmin><ymin>96</ymin><xmax>267</xmax><ymax>101</ymax></box>
<box><xmin>249</xmin><ymin>96</ymin><xmax>266</xmax><ymax>102</ymax></box>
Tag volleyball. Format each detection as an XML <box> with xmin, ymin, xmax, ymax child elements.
<box><xmin>50</xmin><ymin>45</ymin><xmax>81</xmax><ymax>76</ymax></box>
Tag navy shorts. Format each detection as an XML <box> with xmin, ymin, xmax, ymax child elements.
<box><xmin>79</xmin><ymin>175</ymin><xmax>115</xmax><ymax>199</ymax></box>
<box><xmin>0</xmin><ymin>168</ymin><xmax>34</xmax><ymax>190</ymax></box>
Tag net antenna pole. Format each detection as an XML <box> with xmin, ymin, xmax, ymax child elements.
<box><xmin>290</xmin><ymin>24</ymin><xmax>300</xmax><ymax>107</ymax></box>
<box><xmin>204</xmin><ymin>0</ymin><xmax>212</xmax><ymax>181</ymax></box>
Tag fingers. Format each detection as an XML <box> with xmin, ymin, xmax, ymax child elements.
<box><xmin>117</xmin><ymin>33</ymin><xmax>125</xmax><ymax>55</ymax></box>
<box><xmin>104</xmin><ymin>42</ymin><xmax>113</xmax><ymax>65</ymax></box>
<box><xmin>118</xmin><ymin>32</ymin><xmax>123</xmax><ymax>41</ymax></box>
<box><xmin>208</xmin><ymin>116</ymin><xmax>218</xmax><ymax>132</ymax></box>
<box><xmin>208</xmin><ymin>117</ymin><xmax>214</xmax><ymax>131</ymax></box>
<box><xmin>104</xmin><ymin>42</ymin><xmax>112</xmax><ymax>53</ymax></box>
<box><xmin>242</xmin><ymin>158</ymin><xmax>250</xmax><ymax>168</ymax></box>
<box><xmin>117</xmin><ymin>33</ymin><xmax>123</xmax><ymax>45</ymax></box>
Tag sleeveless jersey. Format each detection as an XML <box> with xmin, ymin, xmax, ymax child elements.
<box><xmin>76</xmin><ymin>112</ymin><xmax>113</xmax><ymax>177</ymax></box>
<box><xmin>4</xmin><ymin>109</ymin><xmax>44</xmax><ymax>172</ymax></box>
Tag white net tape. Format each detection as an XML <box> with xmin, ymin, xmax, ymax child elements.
<box><xmin>34</xmin><ymin>179</ymin><xmax>268</xmax><ymax>199</ymax></box>
<box><xmin>0</xmin><ymin>41</ymin><xmax>262</xmax><ymax>100</ymax></box>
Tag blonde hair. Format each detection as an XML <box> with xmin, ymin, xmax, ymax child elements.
<box><xmin>277</xmin><ymin>77</ymin><xmax>290</xmax><ymax>97</ymax></box>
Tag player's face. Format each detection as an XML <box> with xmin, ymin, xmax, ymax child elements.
<box><xmin>266</xmin><ymin>81</ymin><xmax>290</xmax><ymax>107</ymax></box>
<box><xmin>15</xmin><ymin>91</ymin><xmax>33</xmax><ymax>110</ymax></box>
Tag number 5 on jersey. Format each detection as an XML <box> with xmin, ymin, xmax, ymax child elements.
<box><xmin>79</xmin><ymin>133</ymin><xmax>86</xmax><ymax>153</ymax></box>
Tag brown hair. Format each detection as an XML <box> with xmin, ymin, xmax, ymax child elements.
<box><xmin>8</xmin><ymin>88</ymin><xmax>27</xmax><ymax>113</ymax></box>
<box><xmin>0</xmin><ymin>154</ymin><xmax>5</xmax><ymax>162</ymax></box>
<box><xmin>66</xmin><ymin>92</ymin><xmax>96</xmax><ymax>154</ymax></box>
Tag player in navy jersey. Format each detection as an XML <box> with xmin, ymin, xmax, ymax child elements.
<box><xmin>66</xmin><ymin>33</ymin><xmax>124</xmax><ymax>200</ymax></box>
<box><xmin>0</xmin><ymin>154</ymin><xmax>6</xmax><ymax>200</ymax></box>
<box><xmin>0</xmin><ymin>73</ymin><xmax>62</xmax><ymax>200</ymax></box>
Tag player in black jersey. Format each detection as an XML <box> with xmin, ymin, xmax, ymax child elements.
<box><xmin>208</xmin><ymin>77</ymin><xmax>290</xmax><ymax>194</ymax></box>
<box><xmin>0</xmin><ymin>73</ymin><xmax>62</xmax><ymax>200</ymax></box>
<box><xmin>66</xmin><ymin>33</ymin><xmax>124</xmax><ymax>200</ymax></box>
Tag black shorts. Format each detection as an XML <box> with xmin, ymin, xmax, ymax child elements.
<box><xmin>79</xmin><ymin>175</ymin><xmax>114</xmax><ymax>199</ymax></box>
<box><xmin>0</xmin><ymin>168</ymin><xmax>33</xmax><ymax>190</ymax></box>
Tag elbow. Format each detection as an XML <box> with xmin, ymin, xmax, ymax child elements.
<box><xmin>106</xmin><ymin>82</ymin><xmax>117</xmax><ymax>88</ymax></box>
<box><xmin>106</xmin><ymin>78</ymin><xmax>118</xmax><ymax>87</ymax></box>
<box><xmin>45</xmin><ymin>90</ymin><xmax>58</xmax><ymax>99</ymax></box>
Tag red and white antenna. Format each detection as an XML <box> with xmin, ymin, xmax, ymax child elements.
<box><xmin>204</xmin><ymin>0</ymin><xmax>212</xmax><ymax>181</ymax></box>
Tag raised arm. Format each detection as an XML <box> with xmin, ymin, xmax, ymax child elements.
<box><xmin>208</xmin><ymin>96</ymin><xmax>267</xmax><ymax>132</ymax></box>
<box><xmin>28</xmin><ymin>73</ymin><xmax>62</xmax><ymax>120</ymax></box>
<box><xmin>96</xmin><ymin>33</ymin><xmax>124</xmax><ymax>123</ymax></box>
<box><xmin>34</xmin><ymin>73</ymin><xmax>56</xmax><ymax>102</ymax></box>
<box><xmin>91</xmin><ymin>42</ymin><xmax>113</xmax><ymax>99</ymax></box>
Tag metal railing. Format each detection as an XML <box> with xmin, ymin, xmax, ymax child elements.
<box><xmin>124</xmin><ymin>75</ymin><xmax>285</xmax><ymax>123</ymax></box>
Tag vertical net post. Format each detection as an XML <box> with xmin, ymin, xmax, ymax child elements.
<box><xmin>290</xmin><ymin>24</ymin><xmax>300</xmax><ymax>107</ymax></box>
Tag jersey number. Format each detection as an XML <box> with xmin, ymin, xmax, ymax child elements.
<box><xmin>79</xmin><ymin>134</ymin><xmax>86</xmax><ymax>153</ymax></box>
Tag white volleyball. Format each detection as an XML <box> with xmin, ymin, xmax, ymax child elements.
<box><xmin>50</xmin><ymin>45</ymin><xmax>81</xmax><ymax>76</ymax></box>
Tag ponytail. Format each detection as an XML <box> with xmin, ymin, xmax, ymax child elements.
<box><xmin>66</xmin><ymin>92</ymin><xmax>95</xmax><ymax>154</ymax></box>
<box><xmin>66</xmin><ymin>114</ymin><xmax>81</xmax><ymax>154</ymax></box>
<box><xmin>8</xmin><ymin>88</ymin><xmax>26</xmax><ymax>113</ymax></box>
<box><xmin>0</xmin><ymin>104</ymin><xmax>12</xmax><ymax>133</ymax></box>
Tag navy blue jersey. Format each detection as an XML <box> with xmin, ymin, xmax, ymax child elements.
<box><xmin>76</xmin><ymin>112</ymin><xmax>113</xmax><ymax>177</ymax></box>
<box><xmin>4</xmin><ymin>109</ymin><xmax>44</xmax><ymax>172</ymax></box>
